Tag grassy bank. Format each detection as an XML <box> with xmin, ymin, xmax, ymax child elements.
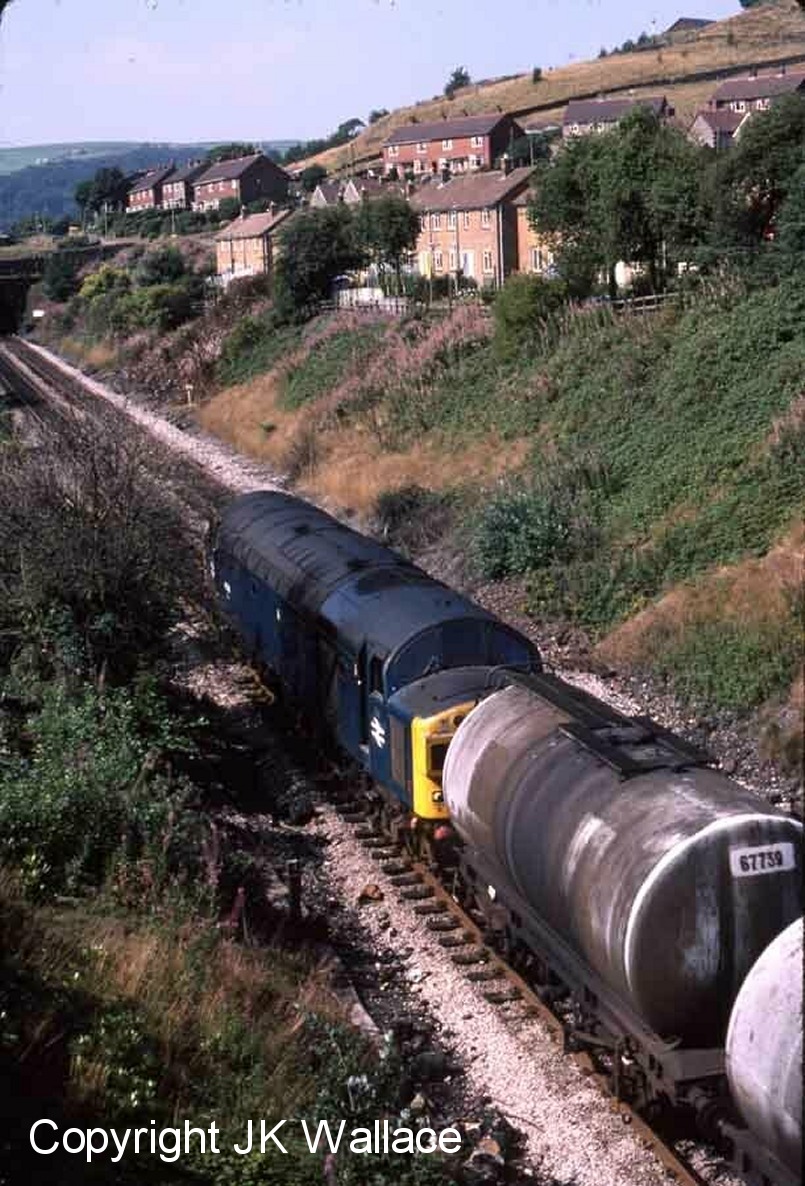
<box><xmin>199</xmin><ymin>274</ymin><xmax>804</xmax><ymax>743</ymax></box>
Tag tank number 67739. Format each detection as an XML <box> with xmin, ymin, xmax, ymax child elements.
<box><xmin>729</xmin><ymin>842</ymin><xmax>795</xmax><ymax>878</ymax></box>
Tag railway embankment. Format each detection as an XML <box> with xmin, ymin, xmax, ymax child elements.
<box><xmin>1</xmin><ymin>349</ymin><xmax>526</xmax><ymax>1186</ymax></box>
<box><xmin>28</xmin><ymin>257</ymin><xmax>805</xmax><ymax>811</ymax></box>
<box><xmin>0</xmin><ymin>339</ymin><xmax>714</xmax><ymax>1186</ymax></box>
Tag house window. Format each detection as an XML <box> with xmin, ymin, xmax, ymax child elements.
<box><xmin>420</xmin><ymin>214</ymin><xmax>428</xmax><ymax>232</ymax></box>
<box><xmin>449</xmin><ymin>248</ymin><xmax>457</xmax><ymax>271</ymax></box>
<box><xmin>447</xmin><ymin>210</ymin><xmax>457</xmax><ymax>229</ymax></box>
<box><xmin>433</xmin><ymin>250</ymin><xmax>443</xmax><ymax>271</ymax></box>
<box><xmin>388</xmin><ymin>145</ymin><xmax>399</xmax><ymax>156</ymax></box>
<box><xmin>431</xmin><ymin>213</ymin><xmax>441</xmax><ymax>230</ymax></box>
<box><xmin>463</xmin><ymin>211</ymin><xmax>471</xmax><ymax>230</ymax></box>
<box><xmin>442</xmin><ymin>138</ymin><xmax>453</xmax><ymax>150</ymax></box>
<box><xmin>369</xmin><ymin>656</ymin><xmax>384</xmax><ymax>694</ymax></box>
<box><xmin>471</xmin><ymin>135</ymin><xmax>483</xmax><ymax>148</ymax></box>
<box><xmin>481</xmin><ymin>208</ymin><xmax>491</xmax><ymax>228</ymax></box>
<box><xmin>571</xmin><ymin>123</ymin><xmax>580</xmax><ymax>135</ymax></box>
<box><xmin>417</xmin><ymin>142</ymin><xmax>427</xmax><ymax>153</ymax></box>
<box><xmin>734</xmin><ymin>100</ymin><xmax>746</xmax><ymax>112</ymax></box>
<box><xmin>482</xmin><ymin>250</ymin><xmax>494</xmax><ymax>273</ymax></box>
<box><xmin>531</xmin><ymin>247</ymin><xmax>545</xmax><ymax>272</ymax></box>
<box><xmin>469</xmin><ymin>154</ymin><xmax>481</xmax><ymax>170</ymax></box>
<box><xmin>413</xmin><ymin>159</ymin><xmax>422</xmax><ymax>174</ymax></box>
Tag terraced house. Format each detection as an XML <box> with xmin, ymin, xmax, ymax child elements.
<box><xmin>383</xmin><ymin>113</ymin><xmax>521</xmax><ymax>176</ymax></box>
<box><xmin>410</xmin><ymin>165</ymin><xmax>534</xmax><ymax>287</ymax></box>
<box><xmin>191</xmin><ymin>153</ymin><xmax>290</xmax><ymax>212</ymax></box>
<box><xmin>161</xmin><ymin>160</ymin><xmax>207</xmax><ymax>210</ymax></box>
<box><xmin>562</xmin><ymin>96</ymin><xmax>672</xmax><ymax>138</ymax></box>
<box><xmin>126</xmin><ymin>164</ymin><xmax>176</xmax><ymax>213</ymax></box>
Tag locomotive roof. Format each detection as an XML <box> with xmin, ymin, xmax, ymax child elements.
<box><xmin>216</xmin><ymin>491</ymin><xmax>512</xmax><ymax>658</ymax></box>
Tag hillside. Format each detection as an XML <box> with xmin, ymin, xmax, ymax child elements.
<box><xmin>300</xmin><ymin>0</ymin><xmax>805</xmax><ymax>174</ymax></box>
<box><xmin>0</xmin><ymin>139</ymin><xmax>300</xmax><ymax>230</ymax></box>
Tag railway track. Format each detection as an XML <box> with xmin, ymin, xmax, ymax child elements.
<box><xmin>2</xmin><ymin>333</ymin><xmax>794</xmax><ymax>1186</ymax></box>
<box><xmin>324</xmin><ymin>784</ymin><xmax>713</xmax><ymax>1186</ymax></box>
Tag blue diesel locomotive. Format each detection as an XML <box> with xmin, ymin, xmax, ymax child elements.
<box><xmin>211</xmin><ymin>490</ymin><xmax>541</xmax><ymax>823</ymax></box>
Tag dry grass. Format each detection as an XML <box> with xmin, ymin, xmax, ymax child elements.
<box><xmin>597</xmin><ymin>522</ymin><xmax>804</xmax><ymax>668</ymax></box>
<box><xmin>299</xmin><ymin>0</ymin><xmax>805</xmax><ymax>173</ymax></box>
<box><xmin>200</xmin><ymin>371</ymin><xmax>529</xmax><ymax>513</ymax></box>
<box><xmin>55</xmin><ymin>335</ymin><xmax>119</xmax><ymax>371</ymax></box>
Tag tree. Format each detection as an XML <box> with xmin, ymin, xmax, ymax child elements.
<box><xmin>299</xmin><ymin>164</ymin><xmax>328</xmax><ymax>193</ymax></box>
<box><xmin>217</xmin><ymin>196</ymin><xmax>242</xmax><ymax>222</ymax></box>
<box><xmin>530</xmin><ymin>109</ymin><xmax>706</xmax><ymax>295</ymax></box>
<box><xmin>206</xmin><ymin>143</ymin><xmax>257</xmax><ymax>163</ymax></box>
<box><xmin>274</xmin><ymin>206</ymin><xmax>365</xmax><ymax>318</ymax></box>
<box><xmin>74</xmin><ymin>179</ymin><xmax>94</xmax><ymax>218</ymax></box>
<box><xmin>445</xmin><ymin>66</ymin><xmax>471</xmax><ymax>98</ymax></box>
<box><xmin>335</xmin><ymin>118</ymin><xmax>365</xmax><ymax>141</ymax></box>
<box><xmin>368</xmin><ymin>109</ymin><xmax>389</xmax><ymax>125</ymax></box>
<box><xmin>136</xmin><ymin>246</ymin><xmax>186</xmax><ymax>287</ymax></box>
<box><xmin>42</xmin><ymin>252</ymin><xmax>83</xmax><ymax>302</ymax></box>
<box><xmin>715</xmin><ymin>95</ymin><xmax>805</xmax><ymax>245</ymax></box>
<box><xmin>354</xmin><ymin>195</ymin><xmax>420</xmax><ymax>288</ymax></box>
<box><xmin>777</xmin><ymin>162</ymin><xmax>805</xmax><ymax>256</ymax></box>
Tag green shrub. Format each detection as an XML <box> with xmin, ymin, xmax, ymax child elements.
<box><xmin>42</xmin><ymin>252</ymin><xmax>83</xmax><ymax>302</ymax></box>
<box><xmin>216</xmin><ymin>317</ymin><xmax>301</xmax><ymax>386</ymax></box>
<box><xmin>492</xmin><ymin>273</ymin><xmax>566</xmax><ymax>360</ymax></box>
<box><xmin>0</xmin><ymin>679</ymin><xmax>196</xmax><ymax>896</ymax></box>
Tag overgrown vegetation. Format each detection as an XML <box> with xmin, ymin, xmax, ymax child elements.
<box><xmin>0</xmin><ymin>395</ymin><xmax>465</xmax><ymax>1185</ymax></box>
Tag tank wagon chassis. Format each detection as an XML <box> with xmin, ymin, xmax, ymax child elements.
<box><xmin>333</xmin><ymin>745</ymin><xmax>800</xmax><ymax>1186</ymax></box>
<box><xmin>212</xmin><ymin>492</ymin><xmax>802</xmax><ymax>1186</ymax></box>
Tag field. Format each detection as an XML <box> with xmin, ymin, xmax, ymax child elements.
<box><xmin>299</xmin><ymin>0</ymin><xmax>805</xmax><ymax>173</ymax></box>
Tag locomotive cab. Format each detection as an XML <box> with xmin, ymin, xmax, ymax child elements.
<box><xmin>385</xmin><ymin>668</ymin><xmax>496</xmax><ymax>821</ymax></box>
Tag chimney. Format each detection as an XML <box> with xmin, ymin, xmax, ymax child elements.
<box><xmin>501</xmin><ymin>152</ymin><xmax>511</xmax><ymax>176</ymax></box>
<box><xmin>240</xmin><ymin>205</ymin><xmax>246</xmax><ymax>219</ymax></box>
<box><xmin>779</xmin><ymin>64</ymin><xmax>786</xmax><ymax>76</ymax></box>
<box><xmin>749</xmin><ymin>66</ymin><xmax>757</xmax><ymax>79</ymax></box>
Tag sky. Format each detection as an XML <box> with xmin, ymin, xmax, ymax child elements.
<box><xmin>0</xmin><ymin>0</ymin><xmax>742</xmax><ymax>147</ymax></box>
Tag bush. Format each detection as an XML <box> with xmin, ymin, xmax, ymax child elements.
<box><xmin>136</xmin><ymin>246</ymin><xmax>187</xmax><ymax>287</ymax></box>
<box><xmin>473</xmin><ymin>450</ymin><xmax>608</xmax><ymax>579</ymax></box>
<box><xmin>0</xmin><ymin>680</ymin><xmax>196</xmax><ymax>896</ymax></box>
<box><xmin>42</xmin><ymin>252</ymin><xmax>83</xmax><ymax>302</ymax></box>
<box><xmin>492</xmin><ymin>273</ymin><xmax>567</xmax><ymax>360</ymax></box>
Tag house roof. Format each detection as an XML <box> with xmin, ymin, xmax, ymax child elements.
<box><xmin>312</xmin><ymin>180</ymin><xmax>342</xmax><ymax>204</ymax></box>
<box><xmin>165</xmin><ymin>160</ymin><xmax>207</xmax><ymax>184</ymax></box>
<box><xmin>385</xmin><ymin>112</ymin><xmax>510</xmax><ymax>147</ymax></box>
<box><xmin>664</xmin><ymin>17</ymin><xmax>712</xmax><ymax>34</ymax></box>
<box><xmin>343</xmin><ymin>176</ymin><xmax>407</xmax><ymax>199</ymax></box>
<box><xmin>195</xmin><ymin>153</ymin><xmax>286</xmax><ymax>186</ymax></box>
<box><xmin>214</xmin><ymin>208</ymin><xmax>292</xmax><ymax>241</ymax></box>
<box><xmin>522</xmin><ymin>118</ymin><xmax>561</xmax><ymax>135</ymax></box>
<box><xmin>129</xmin><ymin>164</ymin><xmax>175</xmax><ymax>194</ymax></box>
<box><xmin>691</xmin><ymin>108</ymin><xmax>747</xmax><ymax>134</ymax></box>
<box><xmin>564</xmin><ymin>96</ymin><xmax>668</xmax><ymax>126</ymax></box>
<box><xmin>710</xmin><ymin>72</ymin><xmax>805</xmax><ymax>103</ymax></box>
<box><xmin>410</xmin><ymin>166</ymin><xmax>533</xmax><ymax>213</ymax></box>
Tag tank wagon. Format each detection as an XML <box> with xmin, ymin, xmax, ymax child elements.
<box><xmin>726</xmin><ymin>918</ymin><xmax>802</xmax><ymax>1182</ymax></box>
<box><xmin>212</xmin><ymin>491</ymin><xmax>803</xmax><ymax>1186</ymax></box>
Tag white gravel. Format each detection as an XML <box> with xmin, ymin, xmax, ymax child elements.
<box><xmin>22</xmin><ymin>340</ymin><xmax>282</xmax><ymax>495</ymax></box>
<box><xmin>315</xmin><ymin>805</ymin><xmax>672</xmax><ymax>1186</ymax></box>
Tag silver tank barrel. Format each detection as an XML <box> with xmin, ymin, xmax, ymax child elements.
<box><xmin>726</xmin><ymin>918</ymin><xmax>803</xmax><ymax>1176</ymax></box>
<box><xmin>442</xmin><ymin>684</ymin><xmax>803</xmax><ymax>1044</ymax></box>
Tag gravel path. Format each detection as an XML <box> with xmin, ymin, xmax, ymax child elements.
<box><xmin>15</xmin><ymin>340</ymin><xmax>751</xmax><ymax>1185</ymax></box>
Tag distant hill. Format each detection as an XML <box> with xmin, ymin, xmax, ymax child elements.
<box><xmin>297</xmin><ymin>0</ymin><xmax>805</xmax><ymax>174</ymax></box>
<box><xmin>0</xmin><ymin>140</ymin><xmax>300</xmax><ymax>230</ymax></box>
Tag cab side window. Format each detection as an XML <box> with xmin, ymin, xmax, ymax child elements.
<box><xmin>369</xmin><ymin>655</ymin><xmax>384</xmax><ymax>695</ymax></box>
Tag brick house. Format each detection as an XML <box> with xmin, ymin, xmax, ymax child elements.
<box><xmin>383</xmin><ymin>113</ymin><xmax>522</xmax><ymax>177</ymax></box>
<box><xmin>410</xmin><ymin>165</ymin><xmax>533</xmax><ymax>287</ymax></box>
<box><xmin>192</xmin><ymin>153</ymin><xmax>290</xmax><ymax>212</ymax></box>
<box><xmin>688</xmin><ymin>108</ymin><xmax>750</xmax><ymax>150</ymax></box>
<box><xmin>214</xmin><ymin>207</ymin><xmax>292</xmax><ymax>286</ymax></box>
<box><xmin>709</xmin><ymin>70</ymin><xmax>805</xmax><ymax>114</ymax></box>
<box><xmin>162</xmin><ymin>161</ymin><xmax>208</xmax><ymax>210</ymax></box>
<box><xmin>126</xmin><ymin>164</ymin><xmax>175</xmax><ymax>213</ymax></box>
<box><xmin>512</xmin><ymin>191</ymin><xmax>555</xmax><ymax>276</ymax></box>
<box><xmin>562</xmin><ymin>96</ymin><xmax>672</xmax><ymax>138</ymax></box>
